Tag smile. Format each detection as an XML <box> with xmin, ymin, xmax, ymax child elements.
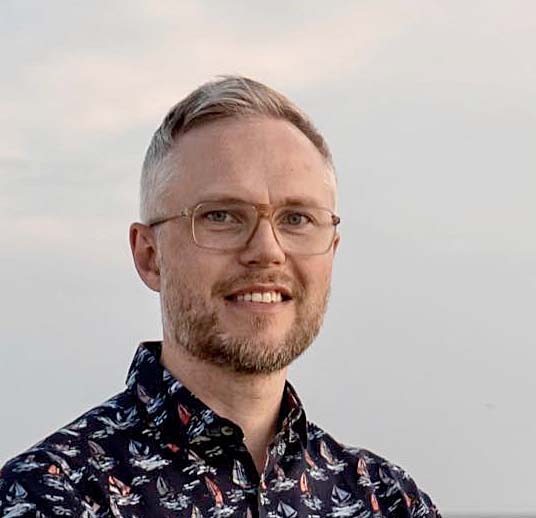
<box><xmin>233</xmin><ymin>291</ymin><xmax>282</xmax><ymax>303</ymax></box>
<box><xmin>224</xmin><ymin>284</ymin><xmax>293</xmax><ymax>305</ymax></box>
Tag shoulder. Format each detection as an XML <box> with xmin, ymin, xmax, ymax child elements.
<box><xmin>306</xmin><ymin>421</ymin><xmax>442</xmax><ymax>517</ymax></box>
<box><xmin>0</xmin><ymin>389</ymin><xmax>139</xmax><ymax>516</ymax></box>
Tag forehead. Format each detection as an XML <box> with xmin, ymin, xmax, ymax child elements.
<box><xmin>161</xmin><ymin>116</ymin><xmax>336</xmax><ymax>209</ymax></box>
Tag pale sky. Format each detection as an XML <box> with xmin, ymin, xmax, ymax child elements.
<box><xmin>1</xmin><ymin>1</ymin><xmax>535</xmax><ymax>514</ymax></box>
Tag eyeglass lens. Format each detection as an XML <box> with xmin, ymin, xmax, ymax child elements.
<box><xmin>192</xmin><ymin>202</ymin><xmax>336</xmax><ymax>254</ymax></box>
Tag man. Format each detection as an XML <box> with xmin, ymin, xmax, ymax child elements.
<box><xmin>0</xmin><ymin>76</ymin><xmax>441</xmax><ymax>517</ymax></box>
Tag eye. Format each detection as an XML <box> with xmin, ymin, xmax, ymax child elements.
<box><xmin>205</xmin><ymin>210</ymin><xmax>239</xmax><ymax>223</ymax></box>
<box><xmin>280</xmin><ymin>212</ymin><xmax>313</xmax><ymax>226</ymax></box>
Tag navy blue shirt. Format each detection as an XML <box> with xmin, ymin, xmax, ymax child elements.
<box><xmin>0</xmin><ymin>342</ymin><xmax>441</xmax><ymax>517</ymax></box>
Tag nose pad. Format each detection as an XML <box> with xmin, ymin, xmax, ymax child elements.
<box><xmin>244</xmin><ymin>204</ymin><xmax>278</xmax><ymax>246</ymax></box>
<box><xmin>246</xmin><ymin>216</ymin><xmax>281</xmax><ymax>247</ymax></box>
<box><xmin>241</xmin><ymin>212</ymin><xmax>286</xmax><ymax>264</ymax></box>
<box><xmin>256</xmin><ymin>204</ymin><xmax>271</xmax><ymax>219</ymax></box>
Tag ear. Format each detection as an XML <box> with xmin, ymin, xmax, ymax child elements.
<box><xmin>129</xmin><ymin>222</ymin><xmax>161</xmax><ymax>292</ymax></box>
<box><xmin>332</xmin><ymin>233</ymin><xmax>341</xmax><ymax>256</ymax></box>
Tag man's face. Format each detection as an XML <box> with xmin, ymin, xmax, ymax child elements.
<box><xmin>155</xmin><ymin>116</ymin><xmax>339</xmax><ymax>374</ymax></box>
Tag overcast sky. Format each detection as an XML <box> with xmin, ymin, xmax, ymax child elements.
<box><xmin>1</xmin><ymin>1</ymin><xmax>535</xmax><ymax>514</ymax></box>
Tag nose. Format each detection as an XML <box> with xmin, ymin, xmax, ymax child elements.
<box><xmin>238</xmin><ymin>217</ymin><xmax>286</xmax><ymax>267</ymax></box>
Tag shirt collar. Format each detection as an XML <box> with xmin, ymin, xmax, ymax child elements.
<box><xmin>125</xmin><ymin>341</ymin><xmax>308</xmax><ymax>448</ymax></box>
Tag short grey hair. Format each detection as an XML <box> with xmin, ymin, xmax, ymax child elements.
<box><xmin>140</xmin><ymin>75</ymin><xmax>334</xmax><ymax>223</ymax></box>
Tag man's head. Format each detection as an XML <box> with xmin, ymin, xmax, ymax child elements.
<box><xmin>130</xmin><ymin>76</ymin><xmax>340</xmax><ymax>375</ymax></box>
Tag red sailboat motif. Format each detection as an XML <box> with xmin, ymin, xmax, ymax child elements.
<box><xmin>319</xmin><ymin>440</ymin><xmax>336</xmax><ymax>465</ymax></box>
<box><xmin>166</xmin><ymin>443</ymin><xmax>180</xmax><ymax>453</ymax></box>
<box><xmin>370</xmin><ymin>492</ymin><xmax>380</xmax><ymax>513</ymax></box>
<box><xmin>204</xmin><ymin>476</ymin><xmax>224</xmax><ymax>506</ymax></box>
<box><xmin>178</xmin><ymin>404</ymin><xmax>192</xmax><ymax>425</ymax></box>
<box><xmin>108</xmin><ymin>475</ymin><xmax>131</xmax><ymax>497</ymax></box>
<box><xmin>299</xmin><ymin>472</ymin><xmax>310</xmax><ymax>496</ymax></box>
<box><xmin>47</xmin><ymin>464</ymin><xmax>61</xmax><ymax>476</ymax></box>
<box><xmin>357</xmin><ymin>457</ymin><xmax>369</xmax><ymax>477</ymax></box>
<box><xmin>304</xmin><ymin>449</ymin><xmax>318</xmax><ymax>470</ymax></box>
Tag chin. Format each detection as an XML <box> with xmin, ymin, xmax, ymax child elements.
<box><xmin>226</xmin><ymin>329</ymin><xmax>288</xmax><ymax>348</ymax></box>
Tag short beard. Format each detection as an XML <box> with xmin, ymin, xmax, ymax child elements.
<box><xmin>160</xmin><ymin>268</ymin><xmax>329</xmax><ymax>375</ymax></box>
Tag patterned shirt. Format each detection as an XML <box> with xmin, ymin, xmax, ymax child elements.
<box><xmin>0</xmin><ymin>342</ymin><xmax>441</xmax><ymax>517</ymax></box>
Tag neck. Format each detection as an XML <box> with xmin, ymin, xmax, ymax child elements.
<box><xmin>160</xmin><ymin>338</ymin><xmax>288</xmax><ymax>474</ymax></box>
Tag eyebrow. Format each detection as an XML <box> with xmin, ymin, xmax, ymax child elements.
<box><xmin>199</xmin><ymin>194</ymin><xmax>325</xmax><ymax>207</ymax></box>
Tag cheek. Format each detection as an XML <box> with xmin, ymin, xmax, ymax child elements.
<box><xmin>296</xmin><ymin>257</ymin><xmax>333</xmax><ymax>294</ymax></box>
<box><xmin>169</xmin><ymin>248</ymin><xmax>233</xmax><ymax>293</ymax></box>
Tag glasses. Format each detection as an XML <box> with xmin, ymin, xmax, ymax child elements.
<box><xmin>147</xmin><ymin>200</ymin><xmax>340</xmax><ymax>256</ymax></box>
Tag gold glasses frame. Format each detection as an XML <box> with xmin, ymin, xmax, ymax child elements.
<box><xmin>147</xmin><ymin>201</ymin><xmax>341</xmax><ymax>256</ymax></box>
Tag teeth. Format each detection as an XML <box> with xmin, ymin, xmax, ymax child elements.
<box><xmin>233</xmin><ymin>291</ymin><xmax>284</xmax><ymax>303</ymax></box>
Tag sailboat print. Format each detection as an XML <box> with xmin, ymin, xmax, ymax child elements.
<box><xmin>166</xmin><ymin>442</ymin><xmax>181</xmax><ymax>453</ymax></box>
<box><xmin>156</xmin><ymin>475</ymin><xmax>191</xmax><ymax>511</ymax></box>
<box><xmin>136</xmin><ymin>383</ymin><xmax>152</xmax><ymax>405</ymax></box>
<box><xmin>205</xmin><ymin>477</ymin><xmax>224</xmax><ymax>506</ymax></box>
<box><xmin>205</xmin><ymin>476</ymin><xmax>236</xmax><ymax>517</ymax></box>
<box><xmin>0</xmin><ymin>342</ymin><xmax>442</xmax><ymax>518</ymax></box>
<box><xmin>370</xmin><ymin>492</ymin><xmax>382</xmax><ymax>516</ymax></box>
<box><xmin>88</xmin><ymin>440</ymin><xmax>115</xmax><ymax>471</ymax></box>
<box><xmin>270</xmin><ymin>463</ymin><xmax>297</xmax><ymax>492</ymax></box>
<box><xmin>184</xmin><ymin>449</ymin><xmax>217</xmax><ymax>476</ymax></box>
<box><xmin>275</xmin><ymin>463</ymin><xmax>286</xmax><ymax>481</ymax></box>
<box><xmin>304</xmin><ymin>450</ymin><xmax>317</xmax><ymax>469</ymax></box>
<box><xmin>47</xmin><ymin>464</ymin><xmax>61</xmax><ymax>476</ymax></box>
<box><xmin>128</xmin><ymin>439</ymin><xmax>171</xmax><ymax>471</ymax></box>
<box><xmin>356</xmin><ymin>458</ymin><xmax>368</xmax><ymax>477</ymax></box>
<box><xmin>299</xmin><ymin>471</ymin><xmax>323</xmax><ymax>511</ymax></box>
<box><xmin>320</xmin><ymin>440</ymin><xmax>337</xmax><ymax>463</ymax></box>
<box><xmin>156</xmin><ymin>475</ymin><xmax>170</xmax><ymax>496</ymax></box>
<box><xmin>331</xmin><ymin>486</ymin><xmax>351</xmax><ymax>506</ymax></box>
<box><xmin>356</xmin><ymin>457</ymin><xmax>373</xmax><ymax>489</ymax></box>
<box><xmin>178</xmin><ymin>403</ymin><xmax>192</xmax><ymax>425</ymax></box>
<box><xmin>2</xmin><ymin>483</ymin><xmax>34</xmax><ymax>518</ymax></box>
<box><xmin>304</xmin><ymin>449</ymin><xmax>328</xmax><ymax>481</ymax></box>
<box><xmin>378</xmin><ymin>466</ymin><xmax>392</xmax><ymax>484</ymax></box>
<box><xmin>108</xmin><ymin>475</ymin><xmax>131</xmax><ymax>497</ymax></box>
<box><xmin>277</xmin><ymin>501</ymin><xmax>298</xmax><ymax>518</ymax></box>
<box><xmin>300</xmin><ymin>472</ymin><xmax>310</xmax><ymax>496</ymax></box>
<box><xmin>232</xmin><ymin>459</ymin><xmax>250</xmax><ymax>488</ymax></box>
<box><xmin>8</xmin><ymin>482</ymin><xmax>27</xmax><ymax>501</ymax></box>
<box><xmin>107</xmin><ymin>474</ymin><xmax>141</xmax><ymax>507</ymax></box>
<box><xmin>319</xmin><ymin>440</ymin><xmax>346</xmax><ymax>473</ymax></box>
<box><xmin>328</xmin><ymin>485</ymin><xmax>363</xmax><ymax>517</ymax></box>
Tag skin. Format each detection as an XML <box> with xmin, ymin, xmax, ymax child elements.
<box><xmin>130</xmin><ymin>116</ymin><xmax>339</xmax><ymax>473</ymax></box>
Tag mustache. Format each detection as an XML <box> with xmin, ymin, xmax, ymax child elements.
<box><xmin>212</xmin><ymin>271</ymin><xmax>304</xmax><ymax>300</ymax></box>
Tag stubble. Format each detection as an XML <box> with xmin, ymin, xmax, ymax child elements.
<box><xmin>160</xmin><ymin>267</ymin><xmax>329</xmax><ymax>375</ymax></box>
